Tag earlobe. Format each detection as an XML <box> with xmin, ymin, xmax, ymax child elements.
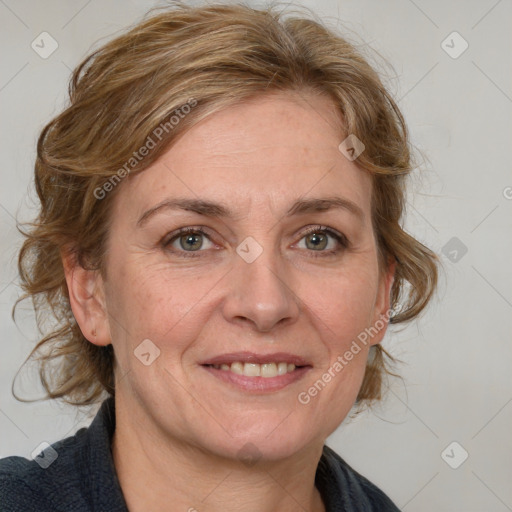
<box><xmin>61</xmin><ymin>249</ymin><xmax>111</xmax><ymax>346</ymax></box>
<box><xmin>368</xmin><ymin>257</ymin><xmax>396</xmax><ymax>346</ymax></box>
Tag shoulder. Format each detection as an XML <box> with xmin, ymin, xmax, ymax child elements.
<box><xmin>317</xmin><ymin>445</ymin><xmax>400</xmax><ymax>511</ymax></box>
<box><xmin>0</xmin><ymin>456</ymin><xmax>54</xmax><ymax>511</ymax></box>
<box><xmin>0</xmin><ymin>427</ymin><xmax>89</xmax><ymax>512</ymax></box>
<box><xmin>0</xmin><ymin>397</ymin><xmax>126</xmax><ymax>512</ymax></box>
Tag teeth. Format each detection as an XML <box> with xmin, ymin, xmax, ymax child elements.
<box><xmin>231</xmin><ymin>362</ymin><xmax>244</xmax><ymax>375</ymax></box>
<box><xmin>212</xmin><ymin>361</ymin><xmax>297</xmax><ymax>378</ymax></box>
<box><xmin>277</xmin><ymin>362</ymin><xmax>288</xmax><ymax>375</ymax></box>
<box><xmin>244</xmin><ymin>363</ymin><xmax>260</xmax><ymax>377</ymax></box>
<box><xmin>261</xmin><ymin>363</ymin><xmax>277</xmax><ymax>378</ymax></box>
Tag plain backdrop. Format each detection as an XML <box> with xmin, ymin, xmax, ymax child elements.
<box><xmin>0</xmin><ymin>1</ymin><xmax>511</xmax><ymax>511</ymax></box>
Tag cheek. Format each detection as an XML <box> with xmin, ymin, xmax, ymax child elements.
<box><xmin>106</xmin><ymin>260</ymin><xmax>219</xmax><ymax>352</ymax></box>
<box><xmin>306</xmin><ymin>265</ymin><xmax>379</xmax><ymax>346</ymax></box>
<box><xmin>299</xmin><ymin>270</ymin><xmax>376</xmax><ymax>420</ymax></box>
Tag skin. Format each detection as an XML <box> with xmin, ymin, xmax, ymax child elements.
<box><xmin>64</xmin><ymin>90</ymin><xmax>395</xmax><ymax>512</ymax></box>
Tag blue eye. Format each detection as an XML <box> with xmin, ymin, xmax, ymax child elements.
<box><xmin>297</xmin><ymin>226</ymin><xmax>349</xmax><ymax>257</ymax></box>
<box><xmin>162</xmin><ymin>225</ymin><xmax>349</xmax><ymax>258</ymax></box>
<box><xmin>163</xmin><ymin>227</ymin><xmax>214</xmax><ymax>257</ymax></box>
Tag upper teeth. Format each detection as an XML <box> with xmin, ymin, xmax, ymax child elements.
<box><xmin>211</xmin><ymin>362</ymin><xmax>296</xmax><ymax>378</ymax></box>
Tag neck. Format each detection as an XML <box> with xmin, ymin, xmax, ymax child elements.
<box><xmin>111</xmin><ymin>393</ymin><xmax>326</xmax><ymax>512</ymax></box>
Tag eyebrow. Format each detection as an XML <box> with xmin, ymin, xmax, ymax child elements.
<box><xmin>137</xmin><ymin>196</ymin><xmax>365</xmax><ymax>227</ymax></box>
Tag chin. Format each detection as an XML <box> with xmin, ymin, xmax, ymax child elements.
<box><xmin>203</xmin><ymin>419</ymin><xmax>318</xmax><ymax>464</ymax></box>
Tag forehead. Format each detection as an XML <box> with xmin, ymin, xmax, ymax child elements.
<box><xmin>117</xmin><ymin>91</ymin><xmax>372</xmax><ymax>222</ymax></box>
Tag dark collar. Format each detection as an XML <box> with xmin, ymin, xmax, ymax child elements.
<box><xmin>84</xmin><ymin>396</ymin><xmax>128</xmax><ymax>511</ymax></box>
<box><xmin>85</xmin><ymin>396</ymin><xmax>395</xmax><ymax>512</ymax></box>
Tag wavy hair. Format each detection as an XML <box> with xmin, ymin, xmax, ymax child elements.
<box><xmin>13</xmin><ymin>1</ymin><xmax>439</xmax><ymax>408</ymax></box>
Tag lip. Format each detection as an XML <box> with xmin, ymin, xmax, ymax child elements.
<box><xmin>201</xmin><ymin>364</ymin><xmax>311</xmax><ymax>392</ymax></box>
<box><xmin>199</xmin><ymin>351</ymin><xmax>310</xmax><ymax>366</ymax></box>
<box><xmin>199</xmin><ymin>351</ymin><xmax>312</xmax><ymax>393</ymax></box>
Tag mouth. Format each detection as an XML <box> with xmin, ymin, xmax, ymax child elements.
<box><xmin>206</xmin><ymin>361</ymin><xmax>299</xmax><ymax>377</ymax></box>
<box><xmin>199</xmin><ymin>352</ymin><xmax>312</xmax><ymax>392</ymax></box>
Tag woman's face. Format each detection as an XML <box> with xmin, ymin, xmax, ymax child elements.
<box><xmin>90</xmin><ymin>90</ymin><xmax>394</xmax><ymax>462</ymax></box>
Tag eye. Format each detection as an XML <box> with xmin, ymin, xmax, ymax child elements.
<box><xmin>162</xmin><ymin>227</ymin><xmax>215</xmax><ymax>257</ymax></box>
<box><xmin>296</xmin><ymin>225</ymin><xmax>349</xmax><ymax>256</ymax></box>
<box><xmin>162</xmin><ymin>225</ymin><xmax>349</xmax><ymax>259</ymax></box>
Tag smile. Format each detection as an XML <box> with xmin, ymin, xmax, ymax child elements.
<box><xmin>200</xmin><ymin>352</ymin><xmax>312</xmax><ymax>392</ymax></box>
<box><xmin>207</xmin><ymin>361</ymin><xmax>297</xmax><ymax>378</ymax></box>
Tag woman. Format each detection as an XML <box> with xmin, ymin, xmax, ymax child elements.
<box><xmin>0</xmin><ymin>3</ymin><xmax>438</xmax><ymax>511</ymax></box>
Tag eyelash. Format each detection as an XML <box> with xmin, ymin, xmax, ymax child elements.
<box><xmin>161</xmin><ymin>225</ymin><xmax>350</xmax><ymax>259</ymax></box>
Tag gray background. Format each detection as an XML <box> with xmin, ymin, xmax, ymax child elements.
<box><xmin>1</xmin><ymin>0</ymin><xmax>511</xmax><ymax>510</ymax></box>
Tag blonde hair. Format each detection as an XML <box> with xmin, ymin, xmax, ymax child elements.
<box><xmin>13</xmin><ymin>1</ymin><xmax>438</xmax><ymax>407</ymax></box>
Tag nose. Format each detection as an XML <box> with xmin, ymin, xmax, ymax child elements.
<box><xmin>221</xmin><ymin>244</ymin><xmax>300</xmax><ymax>333</ymax></box>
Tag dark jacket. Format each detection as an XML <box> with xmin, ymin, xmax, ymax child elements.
<box><xmin>0</xmin><ymin>397</ymin><xmax>400</xmax><ymax>511</ymax></box>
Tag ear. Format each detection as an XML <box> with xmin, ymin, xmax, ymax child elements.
<box><xmin>61</xmin><ymin>249</ymin><xmax>111</xmax><ymax>346</ymax></box>
<box><xmin>368</xmin><ymin>256</ymin><xmax>396</xmax><ymax>346</ymax></box>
